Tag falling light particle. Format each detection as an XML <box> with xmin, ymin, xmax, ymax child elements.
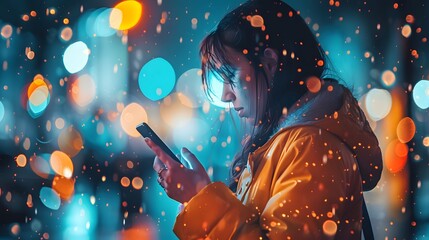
<box><xmin>406</xmin><ymin>14</ymin><xmax>415</xmax><ymax>24</ymax></box>
<box><xmin>90</xmin><ymin>196</ymin><xmax>96</xmax><ymax>205</ymax></box>
<box><xmin>63</xmin><ymin>18</ymin><xmax>69</xmax><ymax>24</ymax></box>
<box><xmin>191</xmin><ymin>18</ymin><xmax>198</xmax><ymax>30</ymax></box>
<box><xmin>127</xmin><ymin>161</ymin><xmax>134</xmax><ymax>169</ymax></box>
<box><xmin>423</xmin><ymin>137</ymin><xmax>429</xmax><ymax>147</ymax></box>
<box><xmin>16</xmin><ymin>154</ymin><xmax>27</xmax><ymax>167</ymax></box>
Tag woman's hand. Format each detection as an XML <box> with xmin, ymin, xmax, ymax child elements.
<box><xmin>145</xmin><ymin>137</ymin><xmax>211</xmax><ymax>203</ymax></box>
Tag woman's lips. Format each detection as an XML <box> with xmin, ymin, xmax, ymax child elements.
<box><xmin>234</xmin><ymin>107</ymin><xmax>244</xmax><ymax>117</ymax></box>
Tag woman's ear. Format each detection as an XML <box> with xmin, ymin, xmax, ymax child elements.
<box><xmin>262</xmin><ymin>48</ymin><xmax>279</xmax><ymax>78</ymax></box>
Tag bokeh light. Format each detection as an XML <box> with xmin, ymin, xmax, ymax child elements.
<box><xmin>27</xmin><ymin>75</ymin><xmax>51</xmax><ymax>118</ymax></box>
<box><xmin>401</xmin><ymin>24</ymin><xmax>412</xmax><ymax>38</ymax></box>
<box><xmin>63</xmin><ymin>41</ymin><xmax>90</xmax><ymax>74</ymax></box>
<box><xmin>175</xmin><ymin>68</ymin><xmax>206</xmax><ymax>108</ymax></box>
<box><xmin>306</xmin><ymin>76</ymin><xmax>322</xmax><ymax>93</ymax></box>
<box><xmin>322</xmin><ymin>220</ymin><xmax>337</xmax><ymax>236</ymax></box>
<box><xmin>131</xmin><ymin>177</ymin><xmax>143</xmax><ymax>190</ymax></box>
<box><xmin>412</xmin><ymin>80</ymin><xmax>429</xmax><ymax>109</ymax></box>
<box><xmin>397</xmin><ymin>117</ymin><xmax>416</xmax><ymax>143</ymax></box>
<box><xmin>120</xmin><ymin>177</ymin><xmax>130</xmax><ymax>187</ymax></box>
<box><xmin>64</xmin><ymin>194</ymin><xmax>97</xmax><ymax>239</ymax></box>
<box><xmin>68</xmin><ymin>74</ymin><xmax>96</xmax><ymax>107</ymax></box>
<box><xmin>159</xmin><ymin>93</ymin><xmax>194</xmax><ymax>127</ymax></box>
<box><xmin>423</xmin><ymin>137</ymin><xmax>429</xmax><ymax>147</ymax></box>
<box><xmin>109</xmin><ymin>0</ymin><xmax>142</xmax><ymax>30</ymax></box>
<box><xmin>50</xmin><ymin>150</ymin><xmax>74</xmax><ymax>179</ymax></box>
<box><xmin>120</xmin><ymin>102</ymin><xmax>148</xmax><ymax>137</ymax></box>
<box><xmin>60</xmin><ymin>27</ymin><xmax>73</xmax><ymax>42</ymax></box>
<box><xmin>15</xmin><ymin>154</ymin><xmax>27</xmax><ymax>167</ymax></box>
<box><xmin>1</xmin><ymin>24</ymin><xmax>13</xmax><ymax>39</ymax></box>
<box><xmin>39</xmin><ymin>187</ymin><xmax>61</xmax><ymax>210</ymax></box>
<box><xmin>365</xmin><ymin>88</ymin><xmax>392</xmax><ymax>121</ymax></box>
<box><xmin>0</xmin><ymin>101</ymin><xmax>4</xmax><ymax>122</ymax></box>
<box><xmin>30</xmin><ymin>154</ymin><xmax>53</xmax><ymax>179</ymax></box>
<box><xmin>385</xmin><ymin>139</ymin><xmax>408</xmax><ymax>173</ymax></box>
<box><xmin>52</xmin><ymin>176</ymin><xmax>75</xmax><ymax>200</ymax></box>
<box><xmin>138</xmin><ymin>57</ymin><xmax>176</xmax><ymax>101</ymax></box>
<box><xmin>58</xmin><ymin>126</ymin><xmax>83</xmax><ymax>158</ymax></box>
<box><xmin>94</xmin><ymin>8</ymin><xmax>116</xmax><ymax>37</ymax></box>
<box><xmin>381</xmin><ymin>70</ymin><xmax>396</xmax><ymax>87</ymax></box>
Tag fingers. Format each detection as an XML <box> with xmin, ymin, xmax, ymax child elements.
<box><xmin>180</xmin><ymin>147</ymin><xmax>205</xmax><ymax>172</ymax></box>
<box><xmin>145</xmin><ymin>138</ymin><xmax>178</xmax><ymax>169</ymax></box>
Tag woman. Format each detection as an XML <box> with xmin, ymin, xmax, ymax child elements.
<box><xmin>145</xmin><ymin>0</ymin><xmax>383</xmax><ymax>239</ymax></box>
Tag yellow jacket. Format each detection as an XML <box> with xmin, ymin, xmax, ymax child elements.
<box><xmin>174</xmin><ymin>85</ymin><xmax>382</xmax><ymax>239</ymax></box>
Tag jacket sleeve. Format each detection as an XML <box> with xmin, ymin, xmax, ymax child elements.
<box><xmin>174</xmin><ymin>132</ymin><xmax>362</xmax><ymax>239</ymax></box>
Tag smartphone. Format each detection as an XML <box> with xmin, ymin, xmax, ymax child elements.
<box><xmin>136</xmin><ymin>122</ymin><xmax>181</xmax><ymax>163</ymax></box>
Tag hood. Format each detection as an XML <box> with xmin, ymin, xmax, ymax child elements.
<box><xmin>275</xmin><ymin>82</ymin><xmax>383</xmax><ymax>191</ymax></box>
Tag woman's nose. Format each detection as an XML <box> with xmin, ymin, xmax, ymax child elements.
<box><xmin>221</xmin><ymin>83</ymin><xmax>236</xmax><ymax>103</ymax></box>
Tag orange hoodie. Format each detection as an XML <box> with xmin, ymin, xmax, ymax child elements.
<box><xmin>173</xmin><ymin>83</ymin><xmax>382</xmax><ymax>239</ymax></box>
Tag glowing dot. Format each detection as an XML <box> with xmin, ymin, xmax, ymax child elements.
<box><xmin>365</xmin><ymin>88</ymin><xmax>392</xmax><ymax>121</ymax></box>
<box><xmin>250</xmin><ymin>15</ymin><xmax>264</xmax><ymax>28</ymax></box>
<box><xmin>138</xmin><ymin>58</ymin><xmax>176</xmax><ymax>101</ymax></box>
<box><xmin>306</xmin><ymin>76</ymin><xmax>322</xmax><ymax>93</ymax></box>
<box><xmin>27</xmin><ymin>51</ymin><xmax>35</xmax><ymax>60</ymax></box>
<box><xmin>30</xmin><ymin>11</ymin><xmax>37</xmax><ymax>17</ymax></box>
<box><xmin>412</xmin><ymin>80</ymin><xmax>429</xmax><ymax>109</ymax></box>
<box><xmin>401</xmin><ymin>24</ymin><xmax>412</xmax><ymax>38</ymax></box>
<box><xmin>27</xmin><ymin>194</ymin><xmax>33</xmax><ymax>208</ymax></box>
<box><xmin>52</xmin><ymin>176</ymin><xmax>75</xmax><ymax>200</ymax></box>
<box><xmin>317</xmin><ymin>60</ymin><xmax>324</xmax><ymax>67</ymax></box>
<box><xmin>68</xmin><ymin>74</ymin><xmax>96</xmax><ymax>107</ymax></box>
<box><xmin>132</xmin><ymin>177</ymin><xmax>143</xmax><ymax>190</ymax></box>
<box><xmin>381</xmin><ymin>70</ymin><xmax>396</xmax><ymax>87</ymax></box>
<box><xmin>63</xmin><ymin>18</ymin><xmax>69</xmax><ymax>24</ymax></box>
<box><xmin>197</xmin><ymin>145</ymin><xmax>203</xmax><ymax>151</ymax></box>
<box><xmin>5</xmin><ymin>192</ymin><xmax>12</xmax><ymax>202</ymax></box>
<box><xmin>60</xmin><ymin>27</ymin><xmax>73</xmax><ymax>42</ymax></box>
<box><xmin>49</xmin><ymin>8</ymin><xmax>56</xmax><ymax>15</ymax></box>
<box><xmin>11</xmin><ymin>224</ymin><xmax>20</xmax><ymax>235</ymax></box>
<box><xmin>406</xmin><ymin>14</ymin><xmax>415</xmax><ymax>24</ymax></box>
<box><xmin>385</xmin><ymin>139</ymin><xmax>408</xmax><ymax>173</ymax></box>
<box><xmin>63</xmin><ymin>41</ymin><xmax>90</xmax><ymax>74</ymax></box>
<box><xmin>211</xmin><ymin>136</ymin><xmax>217</xmax><ymax>143</ymax></box>
<box><xmin>1</xmin><ymin>24</ymin><xmax>13</xmax><ymax>39</ymax></box>
<box><xmin>22</xmin><ymin>15</ymin><xmax>30</xmax><ymax>21</ymax></box>
<box><xmin>23</xmin><ymin>138</ymin><xmax>31</xmax><ymax>150</ymax></box>
<box><xmin>127</xmin><ymin>160</ymin><xmax>134</xmax><ymax>169</ymax></box>
<box><xmin>55</xmin><ymin>118</ymin><xmax>65</xmax><ymax>129</ymax></box>
<box><xmin>323</xmin><ymin>220</ymin><xmax>337</xmax><ymax>236</ymax></box>
<box><xmin>121</xmin><ymin>177</ymin><xmax>130</xmax><ymax>187</ymax></box>
<box><xmin>397</xmin><ymin>117</ymin><xmax>416</xmax><ymax>143</ymax></box>
<box><xmin>110</xmin><ymin>0</ymin><xmax>142</xmax><ymax>30</ymax></box>
<box><xmin>423</xmin><ymin>137</ymin><xmax>429</xmax><ymax>147</ymax></box>
<box><xmin>50</xmin><ymin>150</ymin><xmax>74</xmax><ymax>179</ymax></box>
<box><xmin>0</xmin><ymin>101</ymin><xmax>5</xmax><ymax>122</ymax></box>
<box><xmin>120</xmin><ymin>102</ymin><xmax>148</xmax><ymax>137</ymax></box>
<box><xmin>16</xmin><ymin>154</ymin><xmax>27</xmax><ymax>167</ymax></box>
<box><xmin>39</xmin><ymin>187</ymin><xmax>61</xmax><ymax>210</ymax></box>
<box><xmin>393</xmin><ymin>3</ymin><xmax>399</xmax><ymax>9</ymax></box>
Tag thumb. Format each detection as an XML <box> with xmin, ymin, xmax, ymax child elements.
<box><xmin>181</xmin><ymin>147</ymin><xmax>204</xmax><ymax>172</ymax></box>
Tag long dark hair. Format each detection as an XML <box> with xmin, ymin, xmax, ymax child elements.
<box><xmin>200</xmin><ymin>0</ymin><xmax>332</xmax><ymax>191</ymax></box>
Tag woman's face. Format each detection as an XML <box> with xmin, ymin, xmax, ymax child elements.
<box><xmin>219</xmin><ymin>46</ymin><xmax>272</xmax><ymax>123</ymax></box>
